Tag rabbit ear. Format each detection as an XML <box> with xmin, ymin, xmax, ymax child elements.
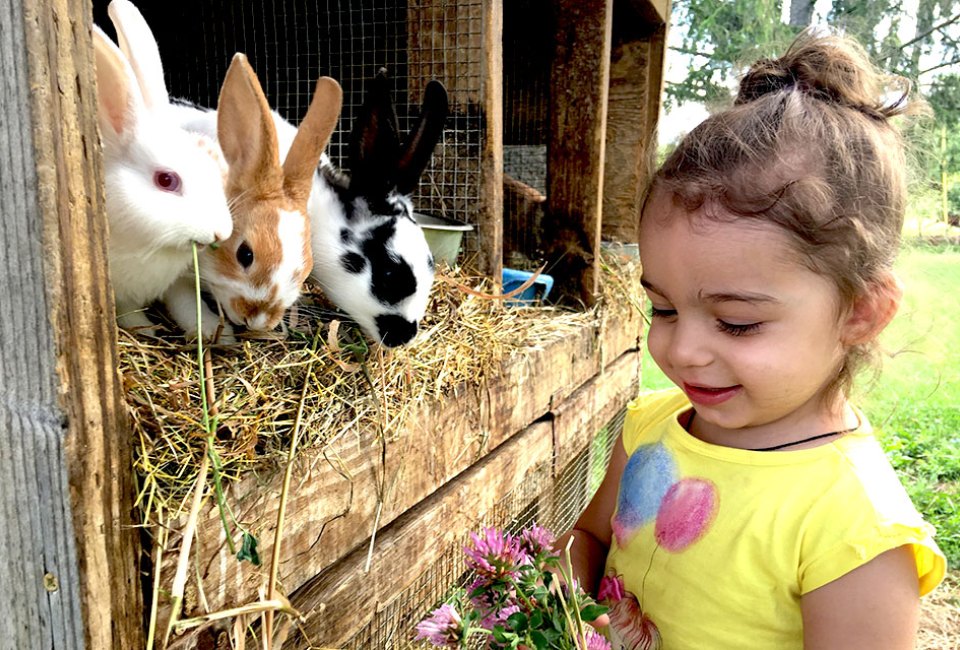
<box><xmin>217</xmin><ymin>53</ymin><xmax>282</xmax><ymax>192</ymax></box>
<box><xmin>396</xmin><ymin>80</ymin><xmax>449</xmax><ymax>195</ymax></box>
<box><xmin>348</xmin><ymin>68</ymin><xmax>401</xmax><ymax>199</ymax></box>
<box><xmin>93</xmin><ymin>26</ymin><xmax>142</xmax><ymax>143</ymax></box>
<box><xmin>283</xmin><ymin>77</ymin><xmax>342</xmax><ymax>203</ymax></box>
<box><xmin>107</xmin><ymin>0</ymin><xmax>169</xmax><ymax>112</ymax></box>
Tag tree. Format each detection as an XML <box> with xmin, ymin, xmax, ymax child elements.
<box><xmin>667</xmin><ymin>0</ymin><xmax>960</xmax><ymax>107</ymax></box>
<box><xmin>666</xmin><ymin>0</ymin><xmax>797</xmax><ymax>108</ymax></box>
<box><xmin>666</xmin><ymin>0</ymin><xmax>960</xmax><ymax>226</ymax></box>
<box><xmin>927</xmin><ymin>73</ymin><xmax>960</xmax><ymax>218</ymax></box>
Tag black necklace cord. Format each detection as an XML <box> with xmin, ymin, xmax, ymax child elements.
<box><xmin>685</xmin><ymin>410</ymin><xmax>860</xmax><ymax>452</ymax></box>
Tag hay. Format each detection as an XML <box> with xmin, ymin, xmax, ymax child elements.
<box><xmin>120</xmin><ymin>255</ymin><xmax>643</xmax><ymax>525</ymax></box>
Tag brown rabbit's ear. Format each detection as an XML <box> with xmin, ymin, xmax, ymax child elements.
<box><xmin>282</xmin><ymin>77</ymin><xmax>342</xmax><ymax>203</ymax></box>
<box><xmin>93</xmin><ymin>26</ymin><xmax>141</xmax><ymax>142</ymax></box>
<box><xmin>217</xmin><ymin>53</ymin><xmax>282</xmax><ymax>192</ymax></box>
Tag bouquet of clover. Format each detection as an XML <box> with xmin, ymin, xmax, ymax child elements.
<box><xmin>415</xmin><ymin>525</ymin><xmax>611</xmax><ymax>650</ymax></box>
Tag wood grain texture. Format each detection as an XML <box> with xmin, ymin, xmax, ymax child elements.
<box><xmin>553</xmin><ymin>350</ymin><xmax>640</xmax><ymax>471</ymax></box>
<box><xmin>0</xmin><ymin>0</ymin><xmax>144</xmax><ymax>647</ymax></box>
<box><xmin>162</xmin><ymin>313</ymin><xmax>639</xmax><ymax>648</ymax></box>
<box><xmin>544</xmin><ymin>0</ymin><xmax>613</xmax><ymax>307</ymax></box>
<box><xmin>602</xmin><ymin>35</ymin><xmax>652</xmax><ymax>244</ymax></box>
<box><xmin>477</xmin><ymin>0</ymin><xmax>504</xmax><ymax>279</ymax></box>
<box><xmin>287</xmin><ymin>421</ymin><xmax>555</xmax><ymax>648</ymax></box>
<box><xmin>286</xmin><ymin>349</ymin><xmax>639</xmax><ymax>648</ymax></box>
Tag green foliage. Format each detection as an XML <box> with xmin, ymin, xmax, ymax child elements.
<box><xmin>667</xmin><ymin>0</ymin><xmax>797</xmax><ymax>108</ymax></box>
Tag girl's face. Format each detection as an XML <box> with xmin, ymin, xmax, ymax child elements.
<box><xmin>639</xmin><ymin>192</ymin><xmax>853</xmax><ymax>447</ymax></box>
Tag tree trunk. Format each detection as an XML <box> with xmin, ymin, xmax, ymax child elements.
<box><xmin>788</xmin><ymin>0</ymin><xmax>814</xmax><ymax>27</ymax></box>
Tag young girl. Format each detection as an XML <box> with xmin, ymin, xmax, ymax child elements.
<box><xmin>560</xmin><ymin>31</ymin><xmax>946</xmax><ymax>649</ymax></box>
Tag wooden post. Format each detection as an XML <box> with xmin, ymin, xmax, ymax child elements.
<box><xmin>545</xmin><ymin>0</ymin><xmax>613</xmax><ymax>307</ymax></box>
<box><xmin>601</xmin><ymin>1</ymin><xmax>670</xmax><ymax>244</ymax></box>
<box><xmin>0</xmin><ymin>0</ymin><xmax>145</xmax><ymax>647</ymax></box>
<box><xmin>479</xmin><ymin>0</ymin><xmax>504</xmax><ymax>280</ymax></box>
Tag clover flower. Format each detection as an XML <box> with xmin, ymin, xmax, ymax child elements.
<box><xmin>415</xmin><ymin>603</ymin><xmax>463</xmax><ymax>648</ymax></box>
<box><xmin>417</xmin><ymin>525</ymin><xmax>608</xmax><ymax>650</ymax></box>
<box><xmin>464</xmin><ymin>527</ymin><xmax>530</xmax><ymax>581</ymax></box>
<box><xmin>583</xmin><ymin>629</ymin><xmax>613</xmax><ymax>650</ymax></box>
<box><xmin>520</xmin><ymin>524</ymin><xmax>557</xmax><ymax>557</ymax></box>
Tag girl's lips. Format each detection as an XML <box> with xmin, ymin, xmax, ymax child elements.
<box><xmin>683</xmin><ymin>382</ymin><xmax>742</xmax><ymax>406</ymax></box>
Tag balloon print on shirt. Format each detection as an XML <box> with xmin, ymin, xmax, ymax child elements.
<box><xmin>612</xmin><ymin>442</ymin><xmax>719</xmax><ymax>551</ymax></box>
<box><xmin>605</xmin><ymin>443</ymin><xmax>719</xmax><ymax>650</ymax></box>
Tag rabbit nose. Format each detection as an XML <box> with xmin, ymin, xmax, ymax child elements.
<box><xmin>375</xmin><ymin>314</ymin><xmax>418</xmax><ymax>347</ymax></box>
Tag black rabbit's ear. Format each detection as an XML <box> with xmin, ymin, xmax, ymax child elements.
<box><xmin>348</xmin><ymin>68</ymin><xmax>401</xmax><ymax>199</ymax></box>
<box><xmin>396</xmin><ymin>80</ymin><xmax>449</xmax><ymax>195</ymax></box>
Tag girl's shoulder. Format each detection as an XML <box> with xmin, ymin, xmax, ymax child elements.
<box><xmin>623</xmin><ymin>388</ymin><xmax>689</xmax><ymax>453</ymax></box>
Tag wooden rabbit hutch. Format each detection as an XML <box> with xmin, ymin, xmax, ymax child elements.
<box><xmin>0</xmin><ymin>0</ymin><xmax>668</xmax><ymax>648</ymax></box>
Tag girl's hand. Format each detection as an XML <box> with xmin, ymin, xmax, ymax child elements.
<box><xmin>801</xmin><ymin>545</ymin><xmax>919</xmax><ymax>649</ymax></box>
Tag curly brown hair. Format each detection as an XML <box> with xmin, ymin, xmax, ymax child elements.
<box><xmin>643</xmin><ymin>29</ymin><xmax>923</xmax><ymax>399</ymax></box>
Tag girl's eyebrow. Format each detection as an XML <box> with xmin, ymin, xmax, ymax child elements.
<box><xmin>639</xmin><ymin>277</ymin><xmax>663</xmax><ymax>294</ymax></box>
<box><xmin>641</xmin><ymin>277</ymin><xmax>778</xmax><ymax>304</ymax></box>
<box><xmin>698</xmin><ymin>289</ymin><xmax>780</xmax><ymax>305</ymax></box>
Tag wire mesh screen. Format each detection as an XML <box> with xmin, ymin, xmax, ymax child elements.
<box><xmin>502</xmin><ymin>0</ymin><xmax>551</xmax><ymax>269</ymax></box>
<box><xmin>91</xmin><ymin>0</ymin><xmax>484</xmax><ymax>253</ymax></box>
<box><xmin>343</xmin><ymin>404</ymin><xmax>630</xmax><ymax>649</ymax></box>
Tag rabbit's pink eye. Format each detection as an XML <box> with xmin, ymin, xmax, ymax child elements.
<box><xmin>154</xmin><ymin>171</ymin><xmax>182</xmax><ymax>193</ymax></box>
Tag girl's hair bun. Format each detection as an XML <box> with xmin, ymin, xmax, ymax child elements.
<box><xmin>735</xmin><ymin>30</ymin><xmax>911</xmax><ymax>120</ymax></box>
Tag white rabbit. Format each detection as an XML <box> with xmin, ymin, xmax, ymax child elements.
<box><xmin>106</xmin><ymin>0</ymin><xmax>341</xmax><ymax>340</ymax></box>
<box><xmin>275</xmin><ymin>69</ymin><xmax>449</xmax><ymax>347</ymax></box>
<box><xmin>93</xmin><ymin>11</ymin><xmax>233</xmax><ymax>332</ymax></box>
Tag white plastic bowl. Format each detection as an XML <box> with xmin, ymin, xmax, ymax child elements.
<box><xmin>414</xmin><ymin>213</ymin><xmax>474</xmax><ymax>266</ymax></box>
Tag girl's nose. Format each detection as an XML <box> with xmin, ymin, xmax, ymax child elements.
<box><xmin>666</xmin><ymin>319</ymin><xmax>713</xmax><ymax>369</ymax></box>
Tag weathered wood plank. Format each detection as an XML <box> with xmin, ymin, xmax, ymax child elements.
<box><xmin>645</xmin><ymin>21</ymin><xmax>669</xmax><ymax>144</ymax></box>
<box><xmin>478</xmin><ymin>0</ymin><xmax>504</xmax><ymax>279</ymax></box>
<box><xmin>287</xmin><ymin>421</ymin><xmax>554</xmax><ymax>648</ymax></box>
<box><xmin>284</xmin><ymin>352</ymin><xmax>639</xmax><ymax>648</ymax></box>
<box><xmin>163</xmin><ymin>312</ymin><xmax>640</xmax><ymax>647</ymax></box>
<box><xmin>625</xmin><ymin>0</ymin><xmax>671</xmax><ymax>24</ymax></box>
<box><xmin>0</xmin><ymin>0</ymin><xmax>144</xmax><ymax>647</ymax></box>
<box><xmin>544</xmin><ymin>0</ymin><xmax>613</xmax><ymax>307</ymax></box>
<box><xmin>553</xmin><ymin>349</ymin><xmax>640</xmax><ymax>471</ymax></box>
<box><xmin>602</xmin><ymin>31</ymin><xmax>652</xmax><ymax>244</ymax></box>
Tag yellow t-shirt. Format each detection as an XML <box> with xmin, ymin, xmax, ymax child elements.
<box><xmin>602</xmin><ymin>389</ymin><xmax>946</xmax><ymax>650</ymax></box>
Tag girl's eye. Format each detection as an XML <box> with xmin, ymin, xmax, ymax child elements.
<box><xmin>716</xmin><ymin>320</ymin><xmax>762</xmax><ymax>336</ymax></box>
<box><xmin>647</xmin><ymin>305</ymin><xmax>677</xmax><ymax>320</ymax></box>
<box><xmin>154</xmin><ymin>170</ymin><xmax>182</xmax><ymax>193</ymax></box>
<box><xmin>236</xmin><ymin>242</ymin><xmax>254</xmax><ymax>268</ymax></box>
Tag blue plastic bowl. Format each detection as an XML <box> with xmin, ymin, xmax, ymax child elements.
<box><xmin>502</xmin><ymin>268</ymin><xmax>554</xmax><ymax>306</ymax></box>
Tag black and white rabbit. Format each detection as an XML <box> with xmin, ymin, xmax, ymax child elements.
<box><xmin>277</xmin><ymin>69</ymin><xmax>449</xmax><ymax>347</ymax></box>
<box><xmin>93</xmin><ymin>5</ymin><xmax>234</xmax><ymax>331</ymax></box>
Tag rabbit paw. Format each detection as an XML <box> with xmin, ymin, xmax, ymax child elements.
<box><xmin>116</xmin><ymin>307</ymin><xmax>158</xmax><ymax>336</ymax></box>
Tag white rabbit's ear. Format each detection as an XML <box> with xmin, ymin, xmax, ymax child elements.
<box><xmin>93</xmin><ymin>26</ymin><xmax>142</xmax><ymax>142</ymax></box>
<box><xmin>217</xmin><ymin>53</ymin><xmax>282</xmax><ymax>190</ymax></box>
<box><xmin>348</xmin><ymin>68</ymin><xmax>401</xmax><ymax>198</ymax></box>
<box><xmin>107</xmin><ymin>0</ymin><xmax>169</xmax><ymax>112</ymax></box>
<box><xmin>283</xmin><ymin>77</ymin><xmax>342</xmax><ymax>203</ymax></box>
<box><xmin>396</xmin><ymin>80</ymin><xmax>448</xmax><ymax>195</ymax></box>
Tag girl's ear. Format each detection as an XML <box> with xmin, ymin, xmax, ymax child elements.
<box><xmin>841</xmin><ymin>272</ymin><xmax>902</xmax><ymax>346</ymax></box>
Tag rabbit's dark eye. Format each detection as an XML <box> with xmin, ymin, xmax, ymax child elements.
<box><xmin>154</xmin><ymin>171</ymin><xmax>182</xmax><ymax>193</ymax></box>
<box><xmin>237</xmin><ymin>242</ymin><xmax>254</xmax><ymax>268</ymax></box>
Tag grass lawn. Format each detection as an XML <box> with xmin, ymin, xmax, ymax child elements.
<box><xmin>639</xmin><ymin>241</ymin><xmax>960</xmax><ymax>567</ymax></box>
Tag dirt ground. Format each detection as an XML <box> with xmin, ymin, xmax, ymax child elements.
<box><xmin>918</xmin><ymin>572</ymin><xmax>960</xmax><ymax>650</ymax></box>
